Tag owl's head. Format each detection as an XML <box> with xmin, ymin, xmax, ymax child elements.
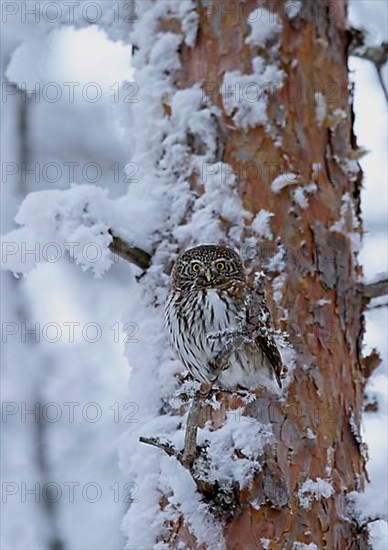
<box><xmin>171</xmin><ymin>244</ymin><xmax>245</xmax><ymax>291</ymax></box>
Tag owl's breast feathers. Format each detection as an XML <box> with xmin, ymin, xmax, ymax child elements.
<box><xmin>166</xmin><ymin>283</ymin><xmax>283</xmax><ymax>390</ymax></box>
<box><xmin>165</xmin><ymin>285</ymin><xmax>241</xmax><ymax>384</ymax></box>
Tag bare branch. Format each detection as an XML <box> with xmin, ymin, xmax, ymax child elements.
<box><xmin>367</xmin><ymin>301</ymin><xmax>388</xmax><ymax>311</ymax></box>
<box><xmin>351</xmin><ymin>42</ymin><xmax>388</xmax><ymax>68</ymax></box>
<box><xmin>361</xmin><ymin>277</ymin><xmax>388</xmax><ymax>300</ymax></box>
<box><xmin>108</xmin><ymin>231</ymin><xmax>151</xmax><ymax>270</ymax></box>
<box><xmin>139</xmin><ymin>436</ymin><xmax>178</xmax><ymax>458</ymax></box>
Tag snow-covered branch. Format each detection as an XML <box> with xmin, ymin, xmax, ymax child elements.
<box><xmin>1</xmin><ymin>185</ymin><xmax>152</xmax><ymax>276</ymax></box>
<box><xmin>348</xmin><ymin>26</ymin><xmax>388</xmax><ymax>102</ymax></box>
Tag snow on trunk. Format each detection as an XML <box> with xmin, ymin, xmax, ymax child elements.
<box><xmin>119</xmin><ymin>1</ymin><xmax>371</xmax><ymax>548</ymax></box>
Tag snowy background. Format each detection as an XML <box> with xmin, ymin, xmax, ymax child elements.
<box><xmin>1</xmin><ymin>1</ymin><xmax>387</xmax><ymax>549</ymax></box>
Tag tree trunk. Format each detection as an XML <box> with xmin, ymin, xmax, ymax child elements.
<box><xmin>159</xmin><ymin>0</ymin><xmax>370</xmax><ymax>548</ymax></box>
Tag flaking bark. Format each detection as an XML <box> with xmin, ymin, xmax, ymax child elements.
<box><xmin>159</xmin><ymin>1</ymin><xmax>372</xmax><ymax>548</ymax></box>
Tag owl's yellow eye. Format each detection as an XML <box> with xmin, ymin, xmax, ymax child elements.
<box><xmin>216</xmin><ymin>261</ymin><xmax>225</xmax><ymax>271</ymax></box>
<box><xmin>192</xmin><ymin>263</ymin><xmax>201</xmax><ymax>273</ymax></box>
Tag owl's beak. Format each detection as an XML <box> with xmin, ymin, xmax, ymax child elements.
<box><xmin>204</xmin><ymin>268</ymin><xmax>212</xmax><ymax>282</ymax></box>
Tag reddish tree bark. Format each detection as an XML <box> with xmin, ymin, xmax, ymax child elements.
<box><xmin>159</xmin><ymin>1</ymin><xmax>371</xmax><ymax>547</ymax></box>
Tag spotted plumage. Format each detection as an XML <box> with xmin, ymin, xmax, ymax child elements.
<box><xmin>165</xmin><ymin>244</ymin><xmax>283</xmax><ymax>391</ymax></box>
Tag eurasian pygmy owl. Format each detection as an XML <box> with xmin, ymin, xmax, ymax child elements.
<box><xmin>165</xmin><ymin>244</ymin><xmax>283</xmax><ymax>391</ymax></box>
